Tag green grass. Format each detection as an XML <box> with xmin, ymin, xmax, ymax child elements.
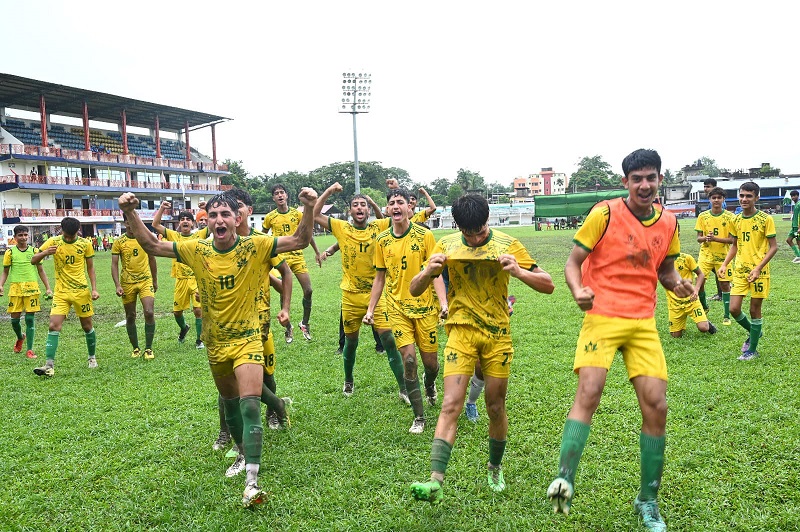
<box><xmin>1</xmin><ymin>218</ymin><xmax>799</xmax><ymax>531</ymax></box>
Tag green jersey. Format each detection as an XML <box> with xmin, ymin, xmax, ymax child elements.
<box><xmin>3</xmin><ymin>245</ymin><xmax>40</xmax><ymax>284</ymax></box>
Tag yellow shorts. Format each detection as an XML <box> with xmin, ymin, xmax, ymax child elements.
<box><xmin>51</xmin><ymin>288</ymin><xmax>94</xmax><ymax>318</ymax></box>
<box><xmin>698</xmin><ymin>258</ymin><xmax>731</xmax><ymax>282</ymax></box>
<box><xmin>390</xmin><ymin>306</ymin><xmax>439</xmax><ymax>351</ymax></box>
<box><xmin>574</xmin><ymin>314</ymin><xmax>667</xmax><ymax>381</ymax></box>
<box><xmin>667</xmin><ymin>299</ymin><xmax>708</xmax><ymax>333</ymax></box>
<box><xmin>443</xmin><ymin>323</ymin><xmax>513</xmax><ymax>379</ymax></box>
<box><xmin>173</xmin><ymin>277</ymin><xmax>201</xmax><ymax>311</ymax></box>
<box><xmin>731</xmin><ymin>272</ymin><xmax>770</xmax><ymax>299</ymax></box>
<box><xmin>342</xmin><ymin>291</ymin><xmax>390</xmax><ymax>333</ymax></box>
<box><xmin>259</xmin><ymin>310</ymin><xmax>277</xmax><ymax>376</ymax></box>
<box><xmin>207</xmin><ymin>338</ymin><xmax>265</xmax><ymax>378</ymax></box>
<box><xmin>121</xmin><ymin>280</ymin><xmax>155</xmax><ymax>305</ymax></box>
<box><xmin>7</xmin><ymin>282</ymin><xmax>41</xmax><ymax>313</ymax></box>
<box><xmin>283</xmin><ymin>253</ymin><xmax>308</xmax><ymax>275</ymax></box>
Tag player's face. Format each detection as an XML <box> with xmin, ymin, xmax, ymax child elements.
<box><xmin>623</xmin><ymin>167</ymin><xmax>662</xmax><ymax>215</ymax></box>
<box><xmin>703</xmin><ymin>184</ymin><xmax>713</xmax><ymax>197</ymax></box>
<box><xmin>738</xmin><ymin>189</ymin><xmax>758</xmax><ymax>214</ymax></box>
<box><xmin>709</xmin><ymin>194</ymin><xmax>725</xmax><ymax>211</ymax></box>
<box><xmin>791</xmin><ymin>194</ymin><xmax>799</xmax><ymax>204</ymax></box>
<box><xmin>178</xmin><ymin>215</ymin><xmax>195</xmax><ymax>235</ymax></box>
<box><xmin>208</xmin><ymin>203</ymin><xmax>241</xmax><ymax>246</ymax></box>
<box><xmin>272</xmin><ymin>188</ymin><xmax>288</xmax><ymax>208</ymax></box>
<box><xmin>386</xmin><ymin>195</ymin><xmax>409</xmax><ymax>223</ymax></box>
<box><xmin>14</xmin><ymin>231</ymin><xmax>29</xmax><ymax>247</ymax></box>
<box><xmin>461</xmin><ymin>224</ymin><xmax>489</xmax><ymax>247</ymax></box>
<box><xmin>409</xmin><ymin>196</ymin><xmax>418</xmax><ymax>209</ymax></box>
<box><xmin>236</xmin><ymin>200</ymin><xmax>253</xmax><ymax>231</ymax></box>
<box><xmin>350</xmin><ymin>198</ymin><xmax>369</xmax><ymax>226</ymax></box>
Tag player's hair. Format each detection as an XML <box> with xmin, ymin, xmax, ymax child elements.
<box><xmin>206</xmin><ymin>193</ymin><xmax>239</xmax><ymax>213</ymax></box>
<box><xmin>703</xmin><ymin>178</ymin><xmax>718</xmax><ymax>187</ymax></box>
<box><xmin>790</xmin><ymin>190</ymin><xmax>799</xmax><ymax>197</ymax></box>
<box><xmin>622</xmin><ymin>148</ymin><xmax>661</xmax><ymax>176</ymax></box>
<box><xmin>349</xmin><ymin>194</ymin><xmax>369</xmax><ymax>206</ymax></box>
<box><xmin>408</xmin><ymin>191</ymin><xmax>418</xmax><ymax>200</ymax></box>
<box><xmin>13</xmin><ymin>224</ymin><xmax>30</xmax><ymax>235</ymax></box>
<box><xmin>229</xmin><ymin>188</ymin><xmax>253</xmax><ymax>207</ymax></box>
<box><xmin>177</xmin><ymin>210</ymin><xmax>195</xmax><ymax>222</ymax></box>
<box><xmin>271</xmin><ymin>184</ymin><xmax>288</xmax><ymax>195</ymax></box>
<box><xmin>739</xmin><ymin>181</ymin><xmax>760</xmax><ymax>195</ymax></box>
<box><xmin>387</xmin><ymin>188</ymin><xmax>410</xmax><ymax>202</ymax></box>
<box><xmin>452</xmin><ymin>194</ymin><xmax>490</xmax><ymax>233</ymax></box>
<box><xmin>61</xmin><ymin>217</ymin><xmax>80</xmax><ymax>236</ymax></box>
<box><xmin>708</xmin><ymin>187</ymin><xmax>726</xmax><ymax>199</ymax></box>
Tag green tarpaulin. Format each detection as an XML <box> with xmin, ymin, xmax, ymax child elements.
<box><xmin>533</xmin><ymin>189</ymin><xmax>628</xmax><ymax>218</ymax></box>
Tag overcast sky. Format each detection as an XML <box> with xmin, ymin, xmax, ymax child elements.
<box><xmin>3</xmin><ymin>1</ymin><xmax>797</xmax><ymax>185</ymax></box>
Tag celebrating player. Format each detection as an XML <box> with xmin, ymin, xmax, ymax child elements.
<box><xmin>719</xmin><ymin>182</ymin><xmax>778</xmax><ymax>361</ymax></box>
<box><xmin>0</xmin><ymin>225</ymin><xmax>52</xmax><ymax>358</ymax></box>
<box><xmin>409</xmin><ymin>193</ymin><xmax>553</xmax><ymax>503</ymax></box>
<box><xmin>111</xmin><ymin>213</ymin><xmax>158</xmax><ymax>359</ymax></box>
<box><xmin>665</xmin><ymin>252</ymin><xmax>717</xmax><ymax>337</ymax></box>
<box><xmin>547</xmin><ymin>149</ymin><xmax>692</xmax><ymax>531</ymax></box>
<box><xmin>31</xmin><ymin>217</ymin><xmax>100</xmax><ymax>376</ymax></box>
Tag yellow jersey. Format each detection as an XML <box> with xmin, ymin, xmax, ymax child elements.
<box><xmin>164</xmin><ymin>228</ymin><xmax>203</xmax><ymax>279</ymax></box>
<box><xmin>694</xmin><ymin>209</ymin><xmax>735</xmax><ymax>262</ymax></box>
<box><xmin>263</xmin><ymin>207</ymin><xmax>304</xmax><ymax>259</ymax></box>
<box><xmin>330</xmin><ymin>217</ymin><xmax>391</xmax><ymax>293</ymax></box>
<box><xmin>40</xmin><ymin>235</ymin><xmax>94</xmax><ymax>292</ymax></box>
<box><xmin>174</xmin><ymin>235</ymin><xmax>277</xmax><ymax>346</ymax></box>
<box><xmin>374</xmin><ymin>223</ymin><xmax>437</xmax><ymax>318</ymax></box>
<box><xmin>434</xmin><ymin>229</ymin><xmax>535</xmax><ymax>336</ymax></box>
<box><xmin>111</xmin><ymin>234</ymin><xmax>151</xmax><ymax>284</ymax></box>
<box><xmin>411</xmin><ymin>210</ymin><xmax>431</xmax><ymax>224</ymax></box>
<box><xmin>729</xmin><ymin>210</ymin><xmax>776</xmax><ymax>277</ymax></box>
<box><xmin>665</xmin><ymin>252</ymin><xmax>699</xmax><ymax>306</ymax></box>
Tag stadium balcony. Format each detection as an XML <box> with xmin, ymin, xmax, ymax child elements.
<box><xmin>4</xmin><ymin>173</ymin><xmax>232</xmax><ymax>192</ymax></box>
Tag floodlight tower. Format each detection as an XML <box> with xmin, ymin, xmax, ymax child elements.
<box><xmin>339</xmin><ymin>72</ymin><xmax>372</xmax><ymax>193</ymax></box>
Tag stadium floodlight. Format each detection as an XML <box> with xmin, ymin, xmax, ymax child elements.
<box><xmin>339</xmin><ymin>72</ymin><xmax>372</xmax><ymax>193</ymax></box>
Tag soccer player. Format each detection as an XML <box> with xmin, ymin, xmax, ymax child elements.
<box><xmin>313</xmin><ymin>182</ymin><xmax>407</xmax><ymax>403</ymax></box>
<box><xmin>694</xmin><ymin>186</ymin><xmax>736</xmax><ymax>324</ymax></box>
<box><xmin>719</xmin><ymin>181</ymin><xmax>778</xmax><ymax>361</ymax></box>
<box><xmin>547</xmin><ymin>149</ymin><xmax>693</xmax><ymax>531</ymax></box>
<box><xmin>785</xmin><ymin>190</ymin><xmax>800</xmax><ymax>263</ymax></box>
<box><xmin>118</xmin><ymin>187</ymin><xmax>318</xmax><ymax>507</ymax></box>
<box><xmin>409</xmin><ymin>193</ymin><xmax>554</xmax><ymax>503</ymax></box>
<box><xmin>702</xmin><ymin>178</ymin><xmax>726</xmax><ymax>300</ymax></box>
<box><xmin>0</xmin><ymin>225</ymin><xmax>52</xmax><ymax>358</ymax></box>
<box><xmin>153</xmin><ymin>203</ymin><xmax>205</xmax><ymax>348</ymax></box>
<box><xmin>111</xmin><ymin>213</ymin><xmax>158</xmax><ymax>360</ymax></box>
<box><xmin>666</xmin><ymin>252</ymin><xmax>717</xmax><ymax>337</ymax></box>
<box><xmin>364</xmin><ymin>188</ymin><xmax>448</xmax><ymax>434</ymax></box>
<box><xmin>262</xmin><ymin>184</ymin><xmax>322</xmax><ymax>343</ymax></box>
<box><xmin>386</xmin><ymin>178</ymin><xmax>437</xmax><ymax>224</ymax></box>
<box><xmin>31</xmin><ymin>217</ymin><xmax>101</xmax><ymax>376</ymax></box>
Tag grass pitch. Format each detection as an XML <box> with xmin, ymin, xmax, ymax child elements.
<box><xmin>1</xmin><ymin>218</ymin><xmax>798</xmax><ymax>531</ymax></box>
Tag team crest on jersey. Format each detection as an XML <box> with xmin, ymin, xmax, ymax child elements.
<box><xmin>393</xmin><ymin>330</ymin><xmax>403</xmax><ymax>338</ymax></box>
<box><xmin>651</xmin><ymin>235</ymin><xmax>664</xmax><ymax>249</ymax></box>
<box><xmin>446</xmin><ymin>351</ymin><xmax>458</xmax><ymax>363</ymax></box>
<box><xmin>584</xmin><ymin>341</ymin><xmax>598</xmax><ymax>352</ymax></box>
<box><xmin>411</xmin><ymin>243</ymin><xmax>420</xmax><ymax>251</ymax></box>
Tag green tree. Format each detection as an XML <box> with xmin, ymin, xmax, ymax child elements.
<box><xmin>570</xmin><ymin>155</ymin><xmax>622</xmax><ymax>191</ymax></box>
<box><xmin>447</xmin><ymin>183</ymin><xmax>463</xmax><ymax>205</ymax></box>
<box><xmin>359</xmin><ymin>186</ymin><xmax>386</xmax><ymax>209</ymax></box>
<box><xmin>429</xmin><ymin>178</ymin><xmax>452</xmax><ymax>197</ymax></box>
<box><xmin>698</xmin><ymin>157</ymin><xmax>721</xmax><ymax>178</ymax></box>
<box><xmin>455</xmin><ymin>168</ymin><xmax>485</xmax><ymax>193</ymax></box>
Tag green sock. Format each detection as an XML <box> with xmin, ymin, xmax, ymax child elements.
<box><xmin>195</xmin><ymin>318</ymin><xmax>202</xmax><ymax>340</ymax></box>
<box><xmin>424</xmin><ymin>364</ymin><xmax>439</xmax><ymax>393</ymax></box>
<box><xmin>222</xmin><ymin>397</ymin><xmax>243</xmax><ymax>448</ymax></box>
<box><xmin>749</xmin><ymin>318</ymin><xmax>763</xmax><ymax>352</ymax></box>
<box><xmin>11</xmin><ymin>318</ymin><xmax>22</xmax><ymax>339</ymax></box>
<box><xmin>722</xmin><ymin>292</ymin><xmax>730</xmax><ymax>319</ymax></box>
<box><xmin>263</xmin><ymin>372</ymin><xmax>276</xmax><ymax>394</ymax></box>
<box><xmin>85</xmin><ymin>329</ymin><xmax>96</xmax><ymax>358</ymax></box>
<box><xmin>25</xmin><ymin>313</ymin><xmax>36</xmax><ymax>350</ymax></box>
<box><xmin>639</xmin><ymin>432</ymin><xmax>666</xmax><ymax>501</ymax></box>
<box><xmin>218</xmin><ymin>395</ymin><xmax>228</xmax><ymax>432</ymax></box>
<box><xmin>45</xmin><ymin>331</ymin><xmax>59</xmax><ymax>362</ymax></box>
<box><xmin>144</xmin><ymin>322</ymin><xmax>155</xmax><ymax>350</ymax></box>
<box><xmin>126</xmin><ymin>321</ymin><xmax>139</xmax><ymax>349</ymax></box>
<box><xmin>698</xmin><ymin>288</ymin><xmax>708</xmax><ymax>310</ymax></box>
<box><xmin>558</xmin><ymin>419</ymin><xmax>591</xmax><ymax>485</ymax></box>
<box><xmin>733</xmin><ymin>312</ymin><xmax>751</xmax><ymax>332</ymax></box>
<box><xmin>259</xmin><ymin>381</ymin><xmax>285</xmax><ymax>418</ymax></box>
<box><xmin>302</xmin><ymin>297</ymin><xmax>312</xmax><ymax>326</ymax></box>
<box><xmin>240</xmin><ymin>395</ymin><xmax>263</xmax><ymax>465</ymax></box>
<box><xmin>431</xmin><ymin>437</ymin><xmax>453</xmax><ymax>476</ymax></box>
<box><xmin>175</xmin><ymin>313</ymin><xmax>187</xmax><ymax>330</ymax></box>
<box><xmin>792</xmin><ymin>244</ymin><xmax>800</xmax><ymax>258</ymax></box>
<box><xmin>489</xmin><ymin>438</ymin><xmax>507</xmax><ymax>468</ymax></box>
<box><xmin>343</xmin><ymin>336</ymin><xmax>358</xmax><ymax>383</ymax></box>
<box><xmin>380</xmin><ymin>331</ymin><xmax>405</xmax><ymax>390</ymax></box>
<box><xmin>405</xmin><ymin>376</ymin><xmax>424</xmax><ymax>418</ymax></box>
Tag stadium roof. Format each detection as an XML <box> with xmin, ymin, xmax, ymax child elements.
<box><xmin>0</xmin><ymin>73</ymin><xmax>230</xmax><ymax>132</ymax></box>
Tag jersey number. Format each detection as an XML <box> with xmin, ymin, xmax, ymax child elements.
<box><xmin>65</xmin><ymin>255</ymin><xmax>75</xmax><ymax>265</ymax></box>
<box><xmin>359</xmin><ymin>242</ymin><xmax>371</xmax><ymax>253</ymax></box>
<box><xmin>401</xmin><ymin>256</ymin><xmax>408</xmax><ymax>270</ymax></box>
<box><xmin>741</xmin><ymin>231</ymin><xmax>750</xmax><ymax>242</ymax></box>
<box><xmin>282</xmin><ymin>224</ymin><xmax>291</xmax><ymax>233</ymax></box>
<box><xmin>754</xmin><ymin>281</ymin><xmax>764</xmax><ymax>292</ymax></box>
<box><xmin>133</xmin><ymin>249</ymin><xmax>139</xmax><ymax>256</ymax></box>
<box><xmin>218</xmin><ymin>275</ymin><xmax>235</xmax><ymax>289</ymax></box>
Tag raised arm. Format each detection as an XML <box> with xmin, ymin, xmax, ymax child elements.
<box><xmin>419</xmin><ymin>187</ymin><xmax>437</xmax><ymax>215</ymax></box>
<box><xmin>366</xmin><ymin>195</ymin><xmax>384</xmax><ymax>219</ymax></box>
<box><xmin>274</xmin><ymin>188</ymin><xmax>318</xmax><ymax>255</ymax></box>
<box><xmin>314</xmin><ymin>182</ymin><xmax>343</xmax><ymax>229</ymax></box>
<box><xmin>118</xmin><ymin>193</ymin><xmax>177</xmax><ymax>258</ymax></box>
<box><xmin>152</xmin><ymin>201</ymin><xmax>171</xmax><ymax>237</ymax></box>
